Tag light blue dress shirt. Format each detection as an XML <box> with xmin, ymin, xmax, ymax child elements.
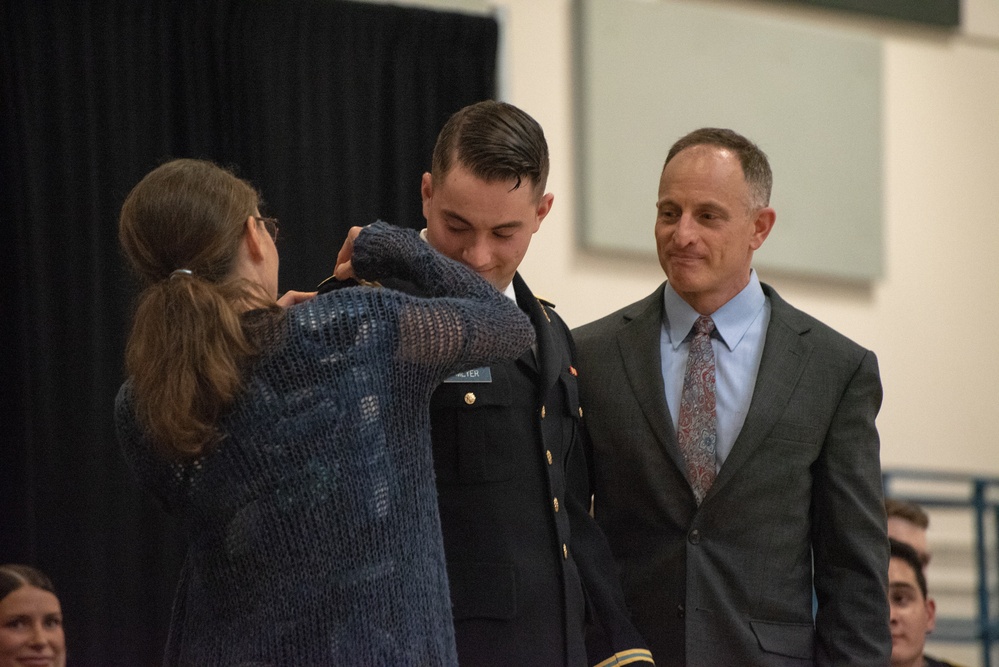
<box><xmin>660</xmin><ymin>270</ymin><xmax>770</xmax><ymax>469</ymax></box>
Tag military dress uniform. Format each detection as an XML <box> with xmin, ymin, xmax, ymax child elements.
<box><xmin>429</xmin><ymin>273</ymin><xmax>653</xmax><ymax>667</ymax></box>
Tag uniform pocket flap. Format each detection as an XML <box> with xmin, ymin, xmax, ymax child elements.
<box><xmin>431</xmin><ymin>371</ymin><xmax>512</xmax><ymax>408</ymax></box>
<box><xmin>750</xmin><ymin>619</ymin><xmax>814</xmax><ymax>659</ymax></box>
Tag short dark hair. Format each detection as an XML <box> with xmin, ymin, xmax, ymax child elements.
<box><xmin>431</xmin><ymin>100</ymin><xmax>549</xmax><ymax>198</ymax></box>
<box><xmin>664</xmin><ymin>127</ymin><xmax>772</xmax><ymax>208</ymax></box>
<box><xmin>0</xmin><ymin>564</ymin><xmax>57</xmax><ymax>602</ymax></box>
<box><xmin>886</xmin><ymin>497</ymin><xmax>930</xmax><ymax>529</ymax></box>
<box><xmin>889</xmin><ymin>538</ymin><xmax>928</xmax><ymax>599</ymax></box>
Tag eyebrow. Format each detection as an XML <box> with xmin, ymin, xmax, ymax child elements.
<box><xmin>442</xmin><ymin>209</ymin><xmax>523</xmax><ymax>231</ymax></box>
<box><xmin>656</xmin><ymin>197</ymin><xmax>728</xmax><ymax>210</ymax></box>
<box><xmin>889</xmin><ymin>582</ymin><xmax>919</xmax><ymax>593</ymax></box>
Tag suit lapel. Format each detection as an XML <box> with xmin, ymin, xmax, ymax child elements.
<box><xmin>616</xmin><ymin>285</ymin><xmax>690</xmax><ymax>478</ymax></box>
<box><xmin>706</xmin><ymin>286</ymin><xmax>812</xmax><ymax>499</ymax></box>
<box><xmin>513</xmin><ymin>274</ymin><xmax>561</xmax><ymax>393</ymax></box>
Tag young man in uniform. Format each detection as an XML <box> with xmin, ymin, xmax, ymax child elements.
<box><xmin>334</xmin><ymin>100</ymin><xmax>652</xmax><ymax>666</ymax></box>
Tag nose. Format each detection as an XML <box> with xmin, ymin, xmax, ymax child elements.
<box><xmin>672</xmin><ymin>213</ymin><xmax>697</xmax><ymax>247</ymax></box>
<box><xmin>461</xmin><ymin>237</ymin><xmax>491</xmax><ymax>270</ymax></box>
<box><xmin>28</xmin><ymin>620</ymin><xmax>47</xmax><ymax>645</ymax></box>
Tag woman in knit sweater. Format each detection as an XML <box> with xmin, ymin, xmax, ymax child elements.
<box><xmin>114</xmin><ymin>158</ymin><xmax>534</xmax><ymax>665</ymax></box>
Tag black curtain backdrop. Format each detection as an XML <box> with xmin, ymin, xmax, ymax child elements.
<box><xmin>0</xmin><ymin>0</ymin><xmax>497</xmax><ymax>663</ymax></box>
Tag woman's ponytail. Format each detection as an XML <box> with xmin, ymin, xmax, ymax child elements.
<box><xmin>119</xmin><ymin>159</ymin><xmax>277</xmax><ymax>458</ymax></box>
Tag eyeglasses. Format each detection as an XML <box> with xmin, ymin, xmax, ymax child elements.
<box><xmin>255</xmin><ymin>216</ymin><xmax>279</xmax><ymax>243</ymax></box>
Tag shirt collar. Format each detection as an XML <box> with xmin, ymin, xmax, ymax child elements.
<box><xmin>663</xmin><ymin>270</ymin><xmax>766</xmax><ymax>352</ymax></box>
<box><xmin>503</xmin><ymin>281</ymin><xmax>516</xmax><ymax>302</ymax></box>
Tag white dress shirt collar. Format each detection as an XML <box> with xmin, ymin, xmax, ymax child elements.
<box><xmin>663</xmin><ymin>270</ymin><xmax>766</xmax><ymax>352</ymax></box>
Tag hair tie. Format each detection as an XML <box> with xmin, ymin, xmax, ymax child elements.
<box><xmin>170</xmin><ymin>269</ymin><xmax>194</xmax><ymax>279</ymax></box>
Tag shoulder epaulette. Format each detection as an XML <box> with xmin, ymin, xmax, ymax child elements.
<box><xmin>535</xmin><ymin>295</ymin><xmax>556</xmax><ymax>309</ymax></box>
<box><xmin>535</xmin><ymin>295</ymin><xmax>554</xmax><ymax>323</ymax></box>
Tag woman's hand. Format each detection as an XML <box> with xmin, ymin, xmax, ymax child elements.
<box><xmin>277</xmin><ymin>290</ymin><xmax>317</xmax><ymax>308</ymax></box>
<box><xmin>333</xmin><ymin>226</ymin><xmax>365</xmax><ymax>281</ymax></box>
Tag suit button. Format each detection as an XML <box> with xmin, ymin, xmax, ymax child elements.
<box><xmin>553</xmin><ymin>497</ymin><xmax>560</xmax><ymax>512</ymax></box>
<box><xmin>578</xmin><ymin>406</ymin><xmax>583</xmax><ymax>418</ymax></box>
<box><xmin>464</xmin><ymin>392</ymin><xmax>476</xmax><ymax>405</ymax></box>
<box><xmin>677</xmin><ymin>604</ymin><xmax>685</xmax><ymax>619</ymax></box>
<box><xmin>562</xmin><ymin>543</ymin><xmax>568</xmax><ymax>559</ymax></box>
<box><xmin>541</xmin><ymin>405</ymin><xmax>547</xmax><ymax>419</ymax></box>
<box><xmin>546</xmin><ymin>450</ymin><xmax>553</xmax><ymax>465</ymax></box>
<box><xmin>688</xmin><ymin>529</ymin><xmax>701</xmax><ymax>545</ymax></box>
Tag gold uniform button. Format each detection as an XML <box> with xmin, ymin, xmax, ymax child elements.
<box><xmin>562</xmin><ymin>544</ymin><xmax>568</xmax><ymax>559</ymax></box>
<box><xmin>578</xmin><ymin>407</ymin><xmax>583</xmax><ymax>418</ymax></box>
<box><xmin>546</xmin><ymin>450</ymin><xmax>553</xmax><ymax>465</ymax></box>
<box><xmin>553</xmin><ymin>497</ymin><xmax>560</xmax><ymax>512</ymax></box>
<box><xmin>541</xmin><ymin>405</ymin><xmax>547</xmax><ymax>419</ymax></box>
<box><xmin>464</xmin><ymin>392</ymin><xmax>476</xmax><ymax>405</ymax></box>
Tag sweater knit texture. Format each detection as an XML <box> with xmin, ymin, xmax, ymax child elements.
<box><xmin>115</xmin><ymin>222</ymin><xmax>534</xmax><ymax>666</ymax></box>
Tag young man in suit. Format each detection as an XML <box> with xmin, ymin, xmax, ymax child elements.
<box><xmin>336</xmin><ymin>100</ymin><xmax>652</xmax><ymax>666</ymax></box>
<box><xmin>573</xmin><ymin>128</ymin><xmax>890</xmax><ymax>665</ymax></box>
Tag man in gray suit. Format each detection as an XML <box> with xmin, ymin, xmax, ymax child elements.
<box><xmin>573</xmin><ymin>128</ymin><xmax>890</xmax><ymax>666</ymax></box>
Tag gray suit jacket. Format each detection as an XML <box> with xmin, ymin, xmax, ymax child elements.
<box><xmin>573</xmin><ymin>282</ymin><xmax>890</xmax><ymax>667</ymax></box>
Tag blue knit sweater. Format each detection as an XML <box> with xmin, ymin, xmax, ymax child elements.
<box><xmin>116</xmin><ymin>222</ymin><xmax>534</xmax><ymax>665</ymax></box>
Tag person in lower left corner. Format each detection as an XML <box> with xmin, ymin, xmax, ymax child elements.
<box><xmin>0</xmin><ymin>564</ymin><xmax>66</xmax><ymax>667</ymax></box>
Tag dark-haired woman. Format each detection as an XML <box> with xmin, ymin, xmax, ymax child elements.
<box><xmin>0</xmin><ymin>564</ymin><xmax>66</xmax><ymax>667</ymax></box>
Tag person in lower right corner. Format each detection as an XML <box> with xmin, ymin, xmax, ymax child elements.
<box><xmin>888</xmin><ymin>538</ymin><xmax>966</xmax><ymax>667</ymax></box>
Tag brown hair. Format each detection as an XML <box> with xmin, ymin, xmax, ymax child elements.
<box><xmin>889</xmin><ymin>538</ymin><xmax>928</xmax><ymax>599</ymax></box>
<box><xmin>885</xmin><ymin>497</ymin><xmax>930</xmax><ymax>530</ymax></box>
<box><xmin>0</xmin><ymin>564</ymin><xmax>56</xmax><ymax>602</ymax></box>
<box><xmin>664</xmin><ymin>127</ymin><xmax>773</xmax><ymax>209</ymax></box>
<box><xmin>431</xmin><ymin>100</ymin><xmax>549</xmax><ymax>198</ymax></box>
<box><xmin>119</xmin><ymin>158</ymin><xmax>279</xmax><ymax>458</ymax></box>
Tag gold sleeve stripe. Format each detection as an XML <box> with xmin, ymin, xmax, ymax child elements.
<box><xmin>592</xmin><ymin>648</ymin><xmax>655</xmax><ymax>667</ymax></box>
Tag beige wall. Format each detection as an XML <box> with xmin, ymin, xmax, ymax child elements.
<box><xmin>498</xmin><ymin>6</ymin><xmax>999</xmax><ymax>663</ymax></box>
<box><xmin>375</xmin><ymin>0</ymin><xmax>999</xmax><ymax>473</ymax></box>
<box><xmin>370</xmin><ymin>1</ymin><xmax>999</xmax><ymax>662</ymax></box>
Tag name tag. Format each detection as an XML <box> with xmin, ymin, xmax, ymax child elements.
<box><xmin>443</xmin><ymin>367</ymin><xmax>492</xmax><ymax>383</ymax></box>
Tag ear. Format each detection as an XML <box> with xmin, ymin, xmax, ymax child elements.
<box><xmin>420</xmin><ymin>172</ymin><xmax>434</xmax><ymax>220</ymax></box>
<box><xmin>533</xmin><ymin>192</ymin><xmax>554</xmax><ymax>231</ymax></box>
<box><xmin>243</xmin><ymin>215</ymin><xmax>266</xmax><ymax>263</ymax></box>
<box><xmin>749</xmin><ymin>206</ymin><xmax>776</xmax><ymax>251</ymax></box>
<box><xmin>925</xmin><ymin>596</ymin><xmax>936</xmax><ymax>633</ymax></box>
